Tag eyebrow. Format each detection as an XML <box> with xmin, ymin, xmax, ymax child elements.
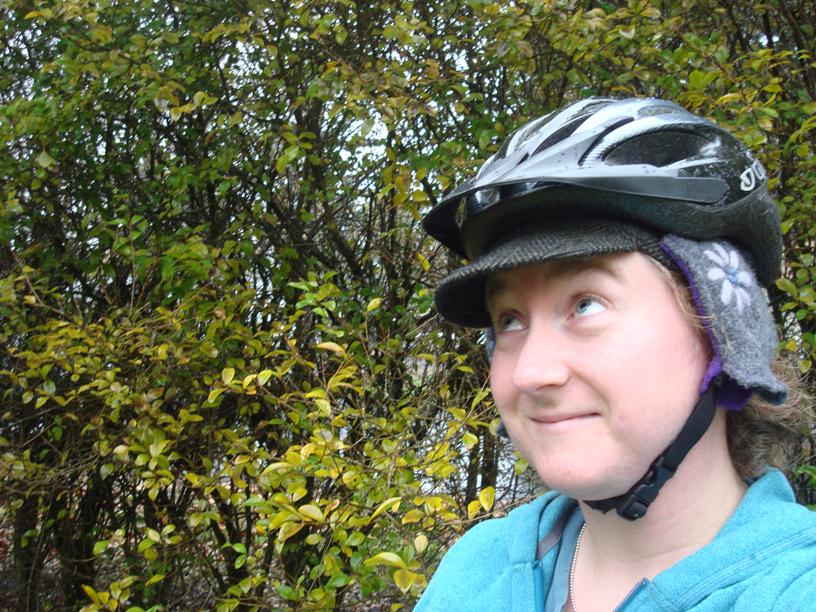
<box><xmin>485</xmin><ymin>255</ymin><xmax>627</xmax><ymax>304</ymax></box>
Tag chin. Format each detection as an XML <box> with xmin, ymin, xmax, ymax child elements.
<box><xmin>535</xmin><ymin>462</ymin><xmax>639</xmax><ymax>501</ymax></box>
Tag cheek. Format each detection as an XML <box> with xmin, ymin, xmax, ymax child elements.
<box><xmin>606</xmin><ymin>317</ymin><xmax>709</xmax><ymax>437</ymax></box>
<box><xmin>488</xmin><ymin>358</ymin><xmax>513</xmax><ymax>410</ymax></box>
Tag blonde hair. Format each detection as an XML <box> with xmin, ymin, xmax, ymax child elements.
<box><xmin>727</xmin><ymin>361</ymin><xmax>813</xmax><ymax>480</ymax></box>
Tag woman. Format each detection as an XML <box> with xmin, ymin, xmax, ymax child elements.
<box><xmin>416</xmin><ymin>98</ymin><xmax>815</xmax><ymax>611</ymax></box>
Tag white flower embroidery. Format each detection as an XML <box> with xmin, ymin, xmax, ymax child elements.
<box><xmin>704</xmin><ymin>243</ymin><xmax>753</xmax><ymax>312</ymax></box>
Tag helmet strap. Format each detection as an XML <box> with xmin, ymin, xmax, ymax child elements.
<box><xmin>584</xmin><ymin>376</ymin><xmax>721</xmax><ymax>520</ymax></box>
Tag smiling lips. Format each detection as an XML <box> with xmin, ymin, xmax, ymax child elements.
<box><xmin>530</xmin><ymin>412</ymin><xmax>599</xmax><ymax>427</ymax></box>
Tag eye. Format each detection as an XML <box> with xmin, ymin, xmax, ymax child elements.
<box><xmin>574</xmin><ymin>296</ymin><xmax>606</xmax><ymax>317</ymax></box>
<box><xmin>494</xmin><ymin>311</ymin><xmax>525</xmax><ymax>333</ymax></box>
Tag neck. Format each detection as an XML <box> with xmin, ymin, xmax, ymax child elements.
<box><xmin>573</xmin><ymin>411</ymin><xmax>746</xmax><ymax>607</ymax></box>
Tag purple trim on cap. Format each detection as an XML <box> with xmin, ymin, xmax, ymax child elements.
<box><xmin>660</xmin><ymin>241</ymin><xmax>724</xmax><ymax>395</ymax></box>
<box><xmin>702</xmin><ymin>354</ymin><xmax>723</xmax><ymax>393</ymax></box>
<box><xmin>715</xmin><ymin>381</ymin><xmax>751</xmax><ymax>411</ymax></box>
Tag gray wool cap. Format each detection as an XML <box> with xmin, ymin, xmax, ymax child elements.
<box><xmin>661</xmin><ymin>235</ymin><xmax>787</xmax><ymax>407</ymax></box>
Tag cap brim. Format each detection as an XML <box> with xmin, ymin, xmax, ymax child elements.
<box><xmin>435</xmin><ymin>218</ymin><xmax>662</xmax><ymax>327</ymax></box>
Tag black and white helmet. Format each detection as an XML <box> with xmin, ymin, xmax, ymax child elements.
<box><xmin>424</xmin><ymin>97</ymin><xmax>782</xmax><ymax>286</ymax></box>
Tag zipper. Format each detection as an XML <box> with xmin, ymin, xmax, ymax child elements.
<box><xmin>612</xmin><ymin>578</ymin><xmax>648</xmax><ymax>611</ymax></box>
<box><xmin>533</xmin><ymin>559</ymin><xmax>544</xmax><ymax>612</ymax></box>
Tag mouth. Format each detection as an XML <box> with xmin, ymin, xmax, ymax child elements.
<box><xmin>529</xmin><ymin>413</ymin><xmax>599</xmax><ymax>428</ymax></box>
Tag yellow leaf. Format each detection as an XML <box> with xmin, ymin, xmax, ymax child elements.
<box><xmin>467</xmin><ymin>499</ymin><xmax>481</xmax><ymax>519</ymax></box>
<box><xmin>371</xmin><ymin>496</ymin><xmax>402</xmax><ymax>518</ymax></box>
<box><xmin>257</xmin><ymin>369</ymin><xmax>272</xmax><ymax>385</ymax></box>
<box><xmin>241</xmin><ymin>374</ymin><xmax>256</xmax><ymax>390</ymax></box>
<box><xmin>298</xmin><ymin>504</ymin><xmax>324</xmax><ymax>522</ymax></box>
<box><xmin>207</xmin><ymin>387</ymin><xmax>225</xmax><ymax>403</ymax></box>
<box><xmin>462</xmin><ymin>432</ymin><xmax>478</xmax><ymax>449</ymax></box>
<box><xmin>221</xmin><ymin>367</ymin><xmax>235</xmax><ymax>385</ymax></box>
<box><xmin>411</xmin><ymin>189</ymin><xmax>429</xmax><ymax>202</ymax></box>
<box><xmin>269</xmin><ymin>510</ymin><xmax>299</xmax><ymax>530</ymax></box>
<box><xmin>479</xmin><ymin>486</ymin><xmax>495</xmax><ymax>511</ymax></box>
<box><xmin>314</xmin><ymin>398</ymin><xmax>331</xmax><ymax>417</ymax></box>
<box><xmin>401</xmin><ymin>509</ymin><xmax>424</xmax><ymax>524</ymax></box>
<box><xmin>82</xmin><ymin>584</ymin><xmax>101</xmax><ymax>604</ymax></box>
<box><xmin>715</xmin><ymin>93</ymin><xmax>741</xmax><ymax>106</ymax></box>
<box><xmin>315</xmin><ymin>341</ymin><xmax>346</xmax><ymax>355</ymax></box>
<box><xmin>363</xmin><ymin>551</ymin><xmax>407</xmax><ymax>569</ymax></box>
<box><xmin>393</xmin><ymin>568</ymin><xmax>416</xmax><ymax>594</ymax></box>
<box><xmin>278</xmin><ymin>521</ymin><xmax>304</xmax><ymax>543</ymax></box>
<box><xmin>366</xmin><ymin>297</ymin><xmax>383</xmax><ymax>312</ymax></box>
<box><xmin>261</xmin><ymin>462</ymin><xmax>290</xmax><ymax>474</ymax></box>
<box><xmin>145</xmin><ymin>573</ymin><xmax>165</xmax><ymax>586</ymax></box>
<box><xmin>148</xmin><ymin>440</ymin><xmax>167</xmax><ymax>457</ymax></box>
<box><xmin>414</xmin><ymin>533</ymin><xmax>428</xmax><ymax>555</ymax></box>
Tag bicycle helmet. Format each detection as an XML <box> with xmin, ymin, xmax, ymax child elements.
<box><xmin>425</xmin><ymin>97</ymin><xmax>781</xmax><ymax>327</ymax></box>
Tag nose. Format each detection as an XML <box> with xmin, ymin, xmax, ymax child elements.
<box><xmin>511</xmin><ymin>324</ymin><xmax>570</xmax><ymax>394</ymax></box>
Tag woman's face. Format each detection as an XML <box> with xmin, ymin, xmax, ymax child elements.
<box><xmin>487</xmin><ymin>252</ymin><xmax>710</xmax><ymax>501</ymax></box>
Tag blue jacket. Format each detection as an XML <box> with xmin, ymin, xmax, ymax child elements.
<box><xmin>415</xmin><ymin>470</ymin><xmax>816</xmax><ymax>611</ymax></box>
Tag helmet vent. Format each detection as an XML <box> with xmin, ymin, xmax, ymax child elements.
<box><xmin>604</xmin><ymin>131</ymin><xmax>710</xmax><ymax>167</ymax></box>
<box><xmin>578</xmin><ymin>118</ymin><xmax>634</xmax><ymax>165</ymax></box>
<box><xmin>532</xmin><ymin>114</ymin><xmax>593</xmax><ymax>155</ymax></box>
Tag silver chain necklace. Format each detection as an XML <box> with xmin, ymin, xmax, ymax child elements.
<box><xmin>569</xmin><ymin>522</ymin><xmax>587</xmax><ymax>612</ymax></box>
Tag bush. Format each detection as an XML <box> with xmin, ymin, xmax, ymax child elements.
<box><xmin>1</xmin><ymin>0</ymin><xmax>814</xmax><ymax>609</ymax></box>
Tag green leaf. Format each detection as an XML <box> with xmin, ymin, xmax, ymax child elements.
<box><xmin>775</xmin><ymin>277</ymin><xmax>797</xmax><ymax>295</ymax></box>
<box><xmin>145</xmin><ymin>573</ymin><xmax>165</xmax><ymax>586</ymax></box>
<box><xmin>93</xmin><ymin>540</ymin><xmax>109</xmax><ymax>555</ymax></box>
<box><xmin>146</xmin><ymin>528</ymin><xmax>161</xmax><ymax>543</ymax></box>
<box><xmin>36</xmin><ymin>151</ymin><xmax>56</xmax><ymax>168</ymax></box>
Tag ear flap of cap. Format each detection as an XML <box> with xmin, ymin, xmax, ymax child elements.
<box><xmin>660</xmin><ymin>235</ymin><xmax>787</xmax><ymax>407</ymax></box>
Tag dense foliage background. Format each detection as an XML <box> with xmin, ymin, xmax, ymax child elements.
<box><xmin>1</xmin><ymin>0</ymin><xmax>814</xmax><ymax>609</ymax></box>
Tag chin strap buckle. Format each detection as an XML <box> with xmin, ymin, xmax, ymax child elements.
<box><xmin>615</xmin><ymin>457</ymin><xmax>677</xmax><ymax>521</ymax></box>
